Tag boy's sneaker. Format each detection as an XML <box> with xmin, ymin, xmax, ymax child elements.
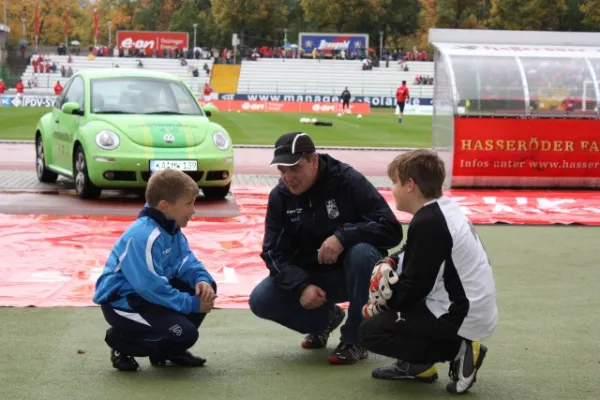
<box><xmin>150</xmin><ymin>351</ymin><xmax>206</xmax><ymax>367</ymax></box>
<box><xmin>372</xmin><ymin>360</ymin><xmax>438</xmax><ymax>382</ymax></box>
<box><xmin>328</xmin><ymin>342</ymin><xmax>368</xmax><ymax>365</ymax></box>
<box><xmin>301</xmin><ymin>305</ymin><xmax>345</xmax><ymax>349</ymax></box>
<box><xmin>110</xmin><ymin>349</ymin><xmax>139</xmax><ymax>372</ymax></box>
<box><xmin>446</xmin><ymin>341</ymin><xmax>487</xmax><ymax>394</ymax></box>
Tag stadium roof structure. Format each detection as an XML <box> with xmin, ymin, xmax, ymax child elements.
<box><xmin>429</xmin><ymin>28</ymin><xmax>600</xmax><ymax>59</ymax></box>
<box><xmin>427</xmin><ymin>28</ymin><xmax>600</xmax><ymax>119</ymax></box>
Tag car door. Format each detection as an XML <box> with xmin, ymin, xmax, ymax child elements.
<box><xmin>54</xmin><ymin>76</ymin><xmax>85</xmax><ymax>172</ymax></box>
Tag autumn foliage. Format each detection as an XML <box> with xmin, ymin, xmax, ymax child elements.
<box><xmin>0</xmin><ymin>0</ymin><xmax>596</xmax><ymax>50</ymax></box>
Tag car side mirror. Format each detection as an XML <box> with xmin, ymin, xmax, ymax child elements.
<box><xmin>62</xmin><ymin>101</ymin><xmax>83</xmax><ymax>116</ymax></box>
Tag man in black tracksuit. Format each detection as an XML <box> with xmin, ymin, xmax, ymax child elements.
<box><xmin>341</xmin><ymin>87</ymin><xmax>351</xmax><ymax>110</ymax></box>
<box><xmin>249</xmin><ymin>132</ymin><xmax>403</xmax><ymax>365</ymax></box>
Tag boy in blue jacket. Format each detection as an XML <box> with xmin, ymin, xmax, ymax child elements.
<box><xmin>93</xmin><ymin>169</ymin><xmax>216</xmax><ymax>371</ymax></box>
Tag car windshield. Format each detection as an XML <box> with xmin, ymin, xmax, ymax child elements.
<box><xmin>90</xmin><ymin>77</ymin><xmax>204</xmax><ymax>116</ymax></box>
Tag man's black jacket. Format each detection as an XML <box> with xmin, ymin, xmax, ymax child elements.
<box><xmin>261</xmin><ymin>154</ymin><xmax>403</xmax><ymax>296</ymax></box>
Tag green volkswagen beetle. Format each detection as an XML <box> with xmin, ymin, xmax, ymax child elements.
<box><xmin>35</xmin><ymin>69</ymin><xmax>234</xmax><ymax>199</ymax></box>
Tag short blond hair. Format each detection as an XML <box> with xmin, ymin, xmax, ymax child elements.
<box><xmin>387</xmin><ymin>149</ymin><xmax>445</xmax><ymax>199</ymax></box>
<box><xmin>145</xmin><ymin>169</ymin><xmax>198</xmax><ymax>207</ymax></box>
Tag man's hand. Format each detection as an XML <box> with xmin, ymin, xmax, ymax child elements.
<box><xmin>195</xmin><ymin>281</ymin><xmax>216</xmax><ymax>313</ymax></box>
<box><xmin>299</xmin><ymin>284</ymin><xmax>327</xmax><ymax>309</ymax></box>
<box><xmin>317</xmin><ymin>235</ymin><xmax>344</xmax><ymax>265</ymax></box>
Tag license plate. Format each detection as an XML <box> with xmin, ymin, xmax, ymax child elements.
<box><xmin>149</xmin><ymin>160</ymin><xmax>198</xmax><ymax>171</ymax></box>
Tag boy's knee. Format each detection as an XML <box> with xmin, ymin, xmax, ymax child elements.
<box><xmin>358</xmin><ymin>318</ymin><xmax>379</xmax><ymax>350</ymax></box>
<box><xmin>172</xmin><ymin>323</ymin><xmax>199</xmax><ymax>350</ymax></box>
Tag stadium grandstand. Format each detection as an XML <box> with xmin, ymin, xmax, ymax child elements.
<box><xmin>7</xmin><ymin>54</ymin><xmax>434</xmax><ymax>101</ymax></box>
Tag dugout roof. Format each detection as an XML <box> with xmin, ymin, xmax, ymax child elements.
<box><xmin>428</xmin><ymin>29</ymin><xmax>600</xmax><ymax>117</ymax></box>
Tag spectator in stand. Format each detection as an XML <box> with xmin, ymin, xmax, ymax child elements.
<box><xmin>15</xmin><ymin>80</ymin><xmax>24</xmax><ymax>99</ymax></box>
<box><xmin>396</xmin><ymin>80</ymin><xmax>410</xmax><ymax>124</ymax></box>
<box><xmin>0</xmin><ymin>79</ymin><xmax>6</xmax><ymax>94</ymax></box>
<box><xmin>54</xmin><ymin>81</ymin><xmax>63</xmax><ymax>96</ymax></box>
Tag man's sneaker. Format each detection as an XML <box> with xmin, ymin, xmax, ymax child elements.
<box><xmin>328</xmin><ymin>342</ymin><xmax>368</xmax><ymax>365</ymax></box>
<box><xmin>110</xmin><ymin>349</ymin><xmax>139</xmax><ymax>372</ymax></box>
<box><xmin>372</xmin><ymin>360</ymin><xmax>438</xmax><ymax>382</ymax></box>
<box><xmin>301</xmin><ymin>305</ymin><xmax>345</xmax><ymax>349</ymax></box>
<box><xmin>446</xmin><ymin>341</ymin><xmax>488</xmax><ymax>394</ymax></box>
<box><xmin>150</xmin><ymin>351</ymin><xmax>206</xmax><ymax>367</ymax></box>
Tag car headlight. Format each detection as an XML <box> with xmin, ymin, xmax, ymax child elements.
<box><xmin>212</xmin><ymin>131</ymin><xmax>230</xmax><ymax>151</ymax></box>
<box><xmin>95</xmin><ymin>130</ymin><xmax>120</xmax><ymax>150</ymax></box>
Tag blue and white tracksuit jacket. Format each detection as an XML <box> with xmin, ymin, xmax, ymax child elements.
<box><xmin>93</xmin><ymin>206</ymin><xmax>214</xmax><ymax>315</ymax></box>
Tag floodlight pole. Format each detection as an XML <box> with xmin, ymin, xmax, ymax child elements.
<box><xmin>193</xmin><ymin>23</ymin><xmax>198</xmax><ymax>49</ymax></box>
<box><xmin>107</xmin><ymin>21</ymin><xmax>112</xmax><ymax>48</ymax></box>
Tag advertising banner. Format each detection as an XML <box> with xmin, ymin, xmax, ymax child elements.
<box><xmin>299</xmin><ymin>32</ymin><xmax>369</xmax><ymax>55</ymax></box>
<box><xmin>1</xmin><ymin>95</ymin><xmax>57</xmax><ymax>107</ymax></box>
<box><xmin>204</xmin><ymin>99</ymin><xmax>371</xmax><ymax>114</ymax></box>
<box><xmin>116</xmin><ymin>30</ymin><xmax>189</xmax><ymax>55</ymax></box>
<box><xmin>453</xmin><ymin>117</ymin><xmax>600</xmax><ymax>188</ymax></box>
<box><xmin>218</xmin><ymin>93</ymin><xmax>433</xmax><ymax>109</ymax></box>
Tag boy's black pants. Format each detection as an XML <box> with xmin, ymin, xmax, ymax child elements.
<box><xmin>359</xmin><ymin>301</ymin><xmax>463</xmax><ymax>364</ymax></box>
<box><xmin>101</xmin><ymin>278</ymin><xmax>216</xmax><ymax>358</ymax></box>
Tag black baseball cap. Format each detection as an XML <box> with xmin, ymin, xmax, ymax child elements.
<box><xmin>269</xmin><ymin>132</ymin><xmax>316</xmax><ymax>167</ymax></box>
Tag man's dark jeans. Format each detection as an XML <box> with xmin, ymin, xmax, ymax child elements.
<box><xmin>249</xmin><ymin>243</ymin><xmax>383</xmax><ymax>345</ymax></box>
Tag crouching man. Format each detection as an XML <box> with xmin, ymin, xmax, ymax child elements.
<box><xmin>249</xmin><ymin>132</ymin><xmax>403</xmax><ymax>364</ymax></box>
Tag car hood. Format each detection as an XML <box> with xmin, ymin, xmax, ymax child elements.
<box><xmin>91</xmin><ymin>115</ymin><xmax>211</xmax><ymax>148</ymax></box>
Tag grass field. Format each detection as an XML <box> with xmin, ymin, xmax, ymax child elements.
<box><xmin>0</xmin><ymin>107</ymin><xmax>432</xmax><ymax>148</ymax></box>
<box><xmin>1</xmin><ymin>225</ymin><xmax>599</xmax><ymax>400</ymax></box>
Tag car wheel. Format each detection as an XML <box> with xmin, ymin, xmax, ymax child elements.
<box><xmin>73</xmin><ymin>146</ymin><xmax>102</xmax><ymax>200</ymax></box>
<box><xmin>35</xmin><ymin>134</ymin><xmax>58</xmax><ymax>183</ymax></box>
<box><xmin>202</xmin><ymin>183</ymin><xmax>231</xmax><ymax>200</ymax></box>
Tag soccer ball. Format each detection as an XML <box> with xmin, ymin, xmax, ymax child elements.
<box><xmin>357</xmin><ymin>114</ymin><xmax>363</xmax><ymax>119</ymax></box>
<box><xmin>299</xmin><ymin>117</ymin><xmax>306</xmax><ymax>124</ymax></box>
<box><xmin>337</xmin><ymin>113</ymin><xmax>342</xmax><ymax>117</ymax></box>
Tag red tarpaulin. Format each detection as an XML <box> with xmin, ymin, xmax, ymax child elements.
<box><xmin>1</xmin><ymin>186</ymin><xmax>599</xmax><ymax>308</ymax></box>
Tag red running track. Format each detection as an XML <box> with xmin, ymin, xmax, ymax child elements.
<box><xmin>1</xmin><ymin>185</ymin><xmax>600</xmax><ymax>308</ymax></box>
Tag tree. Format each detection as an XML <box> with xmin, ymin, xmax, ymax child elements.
<box><xmin>520</xmin><ymin>0</ymin><xmax>567</xmax><ymax>30</ymax></box>
<box><xmin>169</xmin><ymin>0</ymin><xmax>218</xmax><ymax>48</ymax></box>
<box><xmin>488</xmin><ymin>0</ymin><xmax>567</xmax><ymax>30</ymax></box>
<box><xmin>373</xmin><ymin>0</ymin><xmax>421</xmax><ymax>49</ymax></box>
<box><xmin>436</xmin><ymin>0</ymin><xmax>487</xmax><ymax>29</ymax></box>
<box><xmin>580</xmin><ymin>0</ymin><xmax>600</xmax><ymax>31</ymax></box>
<box><xmin>212</xmin><ymin>0</ymin><xmax>288</xmax><ymax>47</ymax></box>
<box><xmin>562</xmin><ymin>0</ymin><xmax>585</xmax><ymax>31</ymax></box>
<box><xmin>300</xmin><ymin>0</ymin><xmax>376</xmax><ymax>33</ymax></box>
<box><xmin>487</xmin><ymin>0</ymin><xmax>524</xmax><ymax>29</ymax></box>
<box><xmin>3</xmin><ymin>0</ymin><xmax>99</xmax><ymax>47</ymax></box>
